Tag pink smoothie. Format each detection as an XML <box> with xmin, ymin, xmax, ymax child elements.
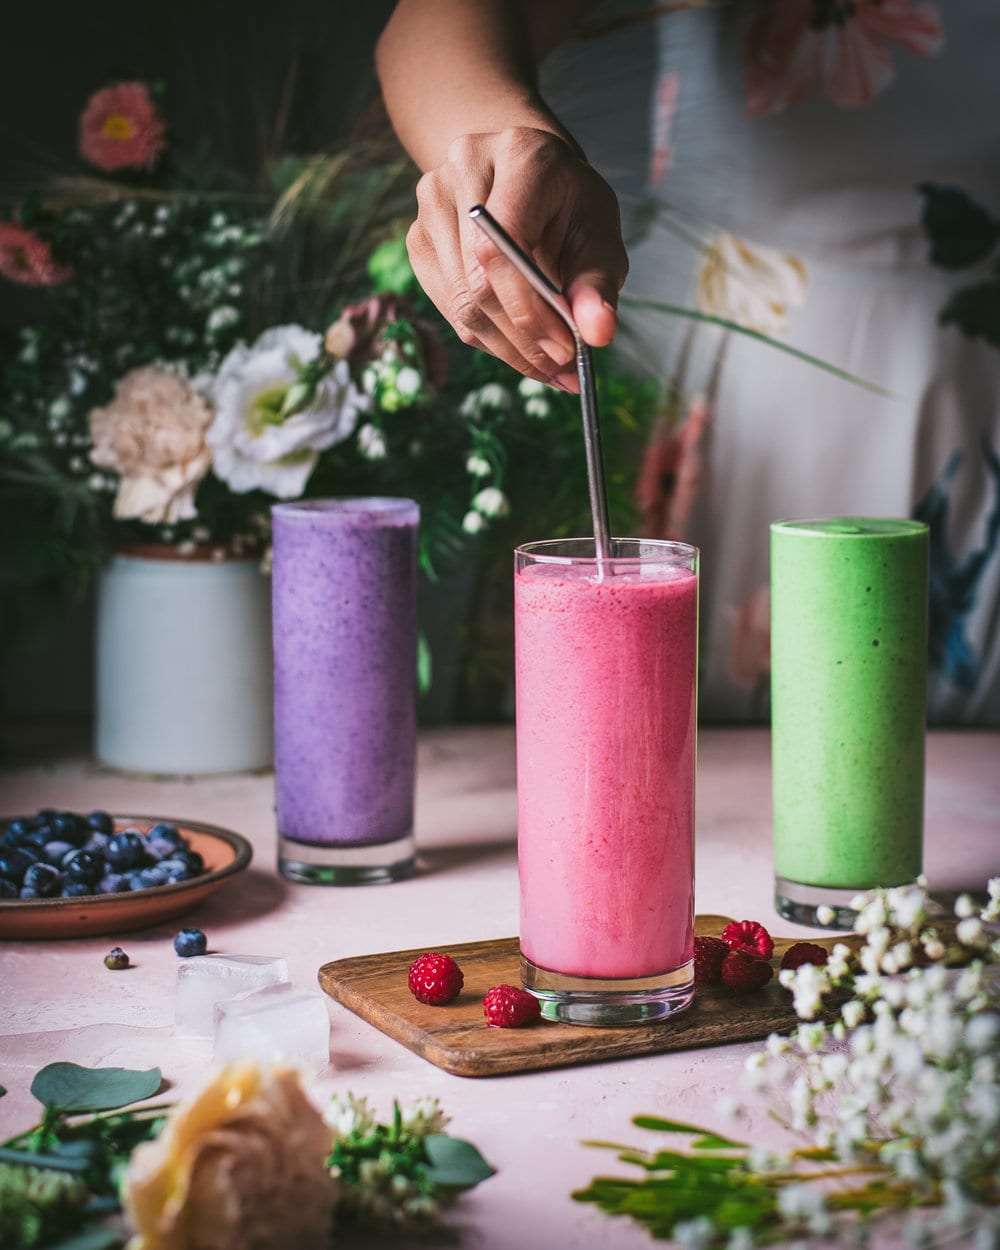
<box><xmin>515</xmin><ymin>557</ymin><xmax>698</xmax><ymax>980</ymax></box>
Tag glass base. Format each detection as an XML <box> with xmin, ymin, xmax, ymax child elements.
<box><xmin>278</xmin><ymin>832</ymin><xmax>415</xmax><ymax>885</ymax></box>
<box><xmin>774</xmin><ymin>876</ymin><xmax>917</xmax><ymax>931</ymax></box>
<box><xmin>521</xmin><ymin>955</ymin><xmax>694</xmax><ymax>1026</ymax></box>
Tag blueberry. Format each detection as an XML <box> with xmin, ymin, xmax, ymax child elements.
<box><xmin>97</xmin><ymin>873</ymin><xmax>128</xmax><ymax>894</ymax></box>
<box><xmin>83</xmin><ymin>831</ymin><xmax>110</xmax><ymax>856</ymax></box>
<box><xmin>86</xmin><ymin>811</ymin><xmax>114</xmax><ymax>835</ymax></box>
<box><xmin>106</xmin><ymin>831</ymin><xmax>145</xmax><ymax>871</ymax></box>
<box><xmin>174</xmin><ymin>850</ymin><xmax>204</xmax><ymax>876</ymax></box>
<box><xmin>104</xmin><ymin>947</ymin><xmax>130</xmax><ymax>970</ymax></box>
<box><xmin>42</xmin><ymin>840</ymin><xmax>75</xmax><ymax>867</ymax></box>
<box><xmin>61</xmin><ymin>882</ymin><xmax>92</xmax><ymax>897</ymax></box>
<box><xmin>158</xmin><ymin>857</ymin><xmax>193</xmax><ymax>883</ymax></box>
<box><xmin>3</xmin><ymin>818</ymin><xmax>32</xmax><ymax>845</ymax></box>
<box><xmin>145</xmin><ymin>838</ymin><xmax>177</xmax><ymax>862</ymax></box>
<box><xmin>19</xmin><ymin>887</ymin><xmax>40</xmax><ymax>899</ymax></box>
<box><xmin>174</xmin><ymin>928</ymin><xmax>207</xmax><ymax>958</ymax></box>
<box><xmin>0</xmin><ymin>879</ymin><xmax>17</xmax><ymax>899</ymax></box>
<box><xmin>134</xmin><ymin>866</ymin><xmax>170</xmax><ymax>889</ymax></box>
<box><xmin>148</xmin><ymin>822</ymin><xmax>183</xmax><ymax>845</ymax></box>
<box><xmin>125</xmin><ymin>872</ymin><xmax>149</xmax><ymax>891</ymax></box>
<box><xmin>22</xmin><ymin>862</ymin><xmax>62</xmax><ymax>897</ymax></box>
<box><xmin>52</xmin><ymin>813</ymin><xmax>87</xmax><ymax>846</ymax></box>
<box><xmin>0</xmin><ymin>847</ymin><xmax>39</xmax><ymax>885</ymax></box>
<box><xmin>22</xmin><ymin>830</ymin><xmax>50</xmax><ymax>852</ymax></box>
<box><xmin>65</xmin><ymin>850</ymin><xmax>102</xmax><ymax>885</ymax></box>
<box><xmin>34</xmin><ymin>808</ymin><xmax>58</xmax><ymax>825</ymax></box>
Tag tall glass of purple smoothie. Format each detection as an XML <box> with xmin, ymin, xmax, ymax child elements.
<box><xmin>271</xmin><ymin>498</ymin><xmax>419</xmax><ymax>884</ymax></box>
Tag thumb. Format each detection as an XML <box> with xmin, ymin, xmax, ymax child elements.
<box><xmin>565</xmin><ymin>274</ymin><xmax>619</xmax><ymax>348</ymax></box>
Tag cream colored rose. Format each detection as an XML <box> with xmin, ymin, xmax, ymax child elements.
<box><xmin>695</xmin><ymin>234</ymin><xmax>807</xmax><ymax>338</ymax></box>
<box><xmin>89</xmin><ymin>366</ymin><xmax>213</xmax><ymax>524</ymax></box>
<box><xmin>124</xmin><ymin>1063</ymin><xmax>336</xmax><ymax>1250</ymax></box>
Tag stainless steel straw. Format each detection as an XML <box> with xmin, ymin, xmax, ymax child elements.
<box><xmin>468</xmin><ymin>205</ymin><xmax>612</xmax><ymax>562</ymax></box>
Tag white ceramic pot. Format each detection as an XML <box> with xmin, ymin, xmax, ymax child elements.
<box><xmin>96</xmin><ymin>551</ymin><xmax>274</xmax><ymax>774</ymax></box>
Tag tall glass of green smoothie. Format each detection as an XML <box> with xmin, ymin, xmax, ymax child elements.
<box><xmin>770</xmin><ymin>518</ymin><xmax>929</xmax><ymax>929</ymax></box>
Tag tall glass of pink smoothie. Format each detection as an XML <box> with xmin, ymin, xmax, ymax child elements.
<box><xmin>272</xmin><ymin>497</ymin><xmax>419</xmax><ymax>885</ymax></box>
<box><xmin>515</xmin><ymin>538</ymin><xmax>699</xmax><ymax>1025</ymax></box>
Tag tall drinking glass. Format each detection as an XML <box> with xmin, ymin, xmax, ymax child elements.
<box><xmin>771</xmin><ymin>518</ymin><xmax>929</xmax><ymax>928</ymax></box>
<box><xmin>515</xmin><ymin>538</ymin><xmax>699</xmax><ymax>1025</ymax></box>
<box><xmin>272</xmin><ymin>498</ymin><xmax>419</xmax><ymax>884</ymax></box>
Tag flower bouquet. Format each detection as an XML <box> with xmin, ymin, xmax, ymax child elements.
<box><xmin>0</xmin><ymin>79</ymin><xmax>656</xmax><ymax>724</ymax></box>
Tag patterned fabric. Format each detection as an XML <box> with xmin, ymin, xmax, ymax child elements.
<box><xmin>548</xmin><ymin>0</ymin><xmax>1000</xmax><ymax>724</ymax></box>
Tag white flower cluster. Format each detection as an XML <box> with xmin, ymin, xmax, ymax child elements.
<box><xmin>361</xmin><ymin>339</ymin><xmax>427</xmax><ymax>413</ymax></box>
<box><xmin>743</xmin><ymin>877</ymin><xmax>1000</xmax><ymax>1245</ymax></box>
<box><xmin>462</xmin><ymin>486</ymin><xmax>510</xmax><ymax>535</ymax></box>
<box><xmin>327</xmin><ymin>1093</ymin><xmax>452</xmax><ymax>1227</ymax></box>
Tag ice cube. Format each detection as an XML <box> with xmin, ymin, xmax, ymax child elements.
<box><xmin>175</xmin><ymin>954</ymin><xmax>290</xmax><ymax>1038</ymax></box>
<box><xmin>213</xmin><ymin>983</ymin><xmax>331</xmax><ymax>1075</ymax></box>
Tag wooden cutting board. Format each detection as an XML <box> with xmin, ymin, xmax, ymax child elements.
<box><xmin>318</xmin><ymin>915</ymin><xmax>857</xmax><ymax>1078</ymax></box>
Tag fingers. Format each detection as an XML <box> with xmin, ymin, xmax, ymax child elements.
<box><xmin>405</xmin><ymin>127</ymin><xmax>629</xmax><ymax>383</ymax></box>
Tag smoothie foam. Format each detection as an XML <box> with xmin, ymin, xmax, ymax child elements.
<box><xmin>515</xmin><ymin>556</ymin><xmax>698</xmax><ymax>980</ymax></box>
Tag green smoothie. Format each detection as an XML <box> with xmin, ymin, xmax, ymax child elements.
<box><xmin>771</xmin><ymin>518</ymin><xmax>929</xmax><ymax>892</ymax></box>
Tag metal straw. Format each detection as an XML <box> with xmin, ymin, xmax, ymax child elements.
<box><xmin>468</xmin><ymin>205</ymin><xmax>612</xmax><ymax>562</ymax></box>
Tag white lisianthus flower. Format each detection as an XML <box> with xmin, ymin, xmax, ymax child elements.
<box><xmin>472</xmin><ymin>487</ymin><xmax>510</xmax><ymax>518</ymax></box>
<box><xmin>695</xmin><ymin>233</ymin><xmax>807</xmax><ymax>338</ymax></box>
<box><xmin>525</xmin><ymin>396</ymin><xmax>551</xmax><ymax>418</ymax></box>
<box><xmin>465</xmin><ymin>453</ymin><xmax>491</xmax><ymax>477</ymax></box>
<box><xmin>208</xmin><ymin>325</ymin><xmax>368</xmax><ymax>498</ymax></box>
<box><xmin>462</xmin><ymin>510</ymin><xmax>486</xmax><ymax>535</ymax></box>
<box><xmin>357</xmin><ymin>423</ymin><xmax>387</xmax><ymax>461</ymax></box>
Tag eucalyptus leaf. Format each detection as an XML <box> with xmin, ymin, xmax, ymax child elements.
<box><xmin>918</xmin><ymin>183</ymin><xmax>999</xmax><ymax>270</ymax></box>
<box><xmin>0</xmin><ymin>1083</ymin><xmax>5</xmax><ymax>1098</ymax></box>
<box><xmin>31</xmin><ymin>1064</ymin><xmax>162</xmax><ymax>1113</ymax></box>
<box><xmin>939</xmin><ymin>281</ymin><xmax>1000</xmax><ymax>348</ymax></box>
<box><xmin>422</xmin><ymin>1134</ymin><xmax>495</xmax><ymax>1189</ymax></box>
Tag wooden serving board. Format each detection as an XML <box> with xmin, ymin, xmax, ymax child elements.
<box><xmin>318</xmin><ymin>915</ymin><xmax>858</xmax><ymax>1078</ymax></box>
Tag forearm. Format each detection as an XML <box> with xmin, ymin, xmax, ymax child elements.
<box><xmin>375</xmin><ymin>0</ymin><xmax>594</xmax><ymax>170</ymax></box>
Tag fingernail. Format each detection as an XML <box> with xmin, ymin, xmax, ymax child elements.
<box><xmin>539</xmin><ymin>337</ymin><xmax>575</xmax><ymax>367</ymax></box>
<box><xmin>554</xmin><ymin>370</ymin><xmax>579</xmax><ymax>392</ymax></box>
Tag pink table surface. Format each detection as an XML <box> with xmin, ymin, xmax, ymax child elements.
<box><xmin>1</xmin><ymin>726</ymin><xmax>998</xmax><ymax>1249</ymax></box>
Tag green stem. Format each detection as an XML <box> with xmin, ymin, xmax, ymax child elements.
<box><xmin>620</xmin><ymin>296</ymin><xmax>889</xmax><ymax>394</ymax></box>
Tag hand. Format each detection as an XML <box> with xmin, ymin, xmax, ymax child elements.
<box><xmin>406</xmin><ymin>127</ymin><xmax>628</xmax><ymax>391</ymax></box>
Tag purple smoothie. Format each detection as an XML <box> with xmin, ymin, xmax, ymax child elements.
<box><xmin>271</xmin><ymin>498</ymin><xmax>419</xmax><ymax>849</ymax></box>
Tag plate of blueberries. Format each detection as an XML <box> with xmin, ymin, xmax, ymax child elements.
<box><xmin>0</xmin><ymin>810</ymin><xmax>252</xmax><ymax>939</ymax></box>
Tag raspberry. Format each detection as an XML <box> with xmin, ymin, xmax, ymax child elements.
<box><xmin>721</xmin><ymin>919</ymin><xmax>775</xmax><ymax>961</ymax></box>
<box><xmin>482</xmin><ymin>984</ymin><xmax>542</xmax><ymax>1028</ymax></box>
<box><xmin>694</xmin><ymin>936</ymin><xmax>729</xmax><ymax>984</ymax></box>
<box><xmin>407</xmin><ymin>952</ymin><xmax>464</xmax><ymax>1005</ymax></box>
<box><xmin>720</xmin><ymin>949</ymin><xmax>774</xmax><ymax>992</ymax></box>
<box><xmin>780</xmin><ymin>941</ymin><xmax>830</xmax><ymax>972</ymax></box>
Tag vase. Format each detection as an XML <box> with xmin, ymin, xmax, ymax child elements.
<box><xmin>95</xmin><ymin>549</ymin><xmax>274</xmax><ymax>774</ymax></box>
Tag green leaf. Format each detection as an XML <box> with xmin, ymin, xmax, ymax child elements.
<box><xmin>422</xmin><ymin>1134</ymin><xmax>495</xmax><ymax>1189</ymax></box>
<box><xmin>368</xmin><ymin>236</ymin><xmax>417</xmax><ymax>295</ymax></box>
<box><xmin>632</xmin><ymin>1115</ymin><xmax>721</xmax><ymax>1136</ymax></box>
<box><xmin>47</xmin><ymin>1228</ymin><xmax>124</xmax><ymax>1250</ymax></box>
<box><xmin>0</xmin><ymin>1084</ymin><xmax>5</xmax><ymax>1098</ymax></box>
<box><xmin>938</xmin><ymin>281</ymin><xmax>1000</xmax><ymax>348</ymax></box>
<box><xmin>620</xmin><ymin>297</ymin><xmax>889</xmax><ymax>394</ymax></box>
<box><xmin>692</xmin><ymin>1134</ymin><xmax>747</xmax><ymax>1151</ymax></box>
<box><xmin>918</xmin><ymin>183</ymin><xmax>1000</xmax><ymax>269</ymax></box>
<box><xmin>31</xmin><ymin>1065</ymin><xmax>162</xmax><ymax>1113</ymax></box>
<box><xmin>417</xmin><ymin>631</ymin><xmax>433</xmax><ymax>696</ymax></box>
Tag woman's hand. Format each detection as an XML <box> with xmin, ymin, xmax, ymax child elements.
<box><xmin>406</xmin><ymin>126</ymin><xmax>628</xmax><ymax>390</ymax></box>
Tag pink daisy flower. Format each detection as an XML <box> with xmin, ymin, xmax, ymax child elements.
<box><xmin>0</xmin><ymin>222</ymin><xmax>73</xmax><ymax>286</ymax></box>
<box><xmin>79</xmin><ymin>81</ymin><xmax>167</xmax><ymax>171</ymax></box>
<box><xmin>745</xmin><ymin>0</ymin><xmax>944</xmax><ymax>118</ymax></box>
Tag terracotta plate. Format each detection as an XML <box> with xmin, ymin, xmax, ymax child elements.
<box><xmin>0</xmin><ymin>815</ymin><xmax>252</xmax><ymax>940</ymax></box>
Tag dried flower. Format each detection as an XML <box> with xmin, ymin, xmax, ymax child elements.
<box><xmin>124</xmin><ymin>1063</ymin><xmax>336</xmax><ymax>1250</ymax></box>
<box><xmin>79</xmin><ymin>82</ymin><xmax>167</xmax><ymax>171</ymax></box>
<box><xmin>88</xmin><ymin>366</ymin><xmax>212</xmax><ymax>524</ymax></box>
<box><xmin>0</xmin><ymin>223</ymin><xmax>73</xmax><ymax>287</ymax></box>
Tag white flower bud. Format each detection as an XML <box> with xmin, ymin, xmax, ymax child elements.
<box><xmin>472</xmin><ymin>487</ymin><xmax>510</xmax><ymax>518</ymax></box>
<box><xmin>462</xmin><ymin>510</ymin><xmax>486</xmax><ymax>535</ymax></box>
<box><xmin>465</xmin><ymin>454</ymin><xmax>491</xmax><ymax>478</ymax></box>
<box><xmin>394</xmin><ymin>366</ymin><xmax>423</xmax><ymax>399</ymax></box>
